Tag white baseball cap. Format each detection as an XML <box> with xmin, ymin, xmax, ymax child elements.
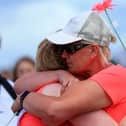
<box><xmin>47</xmin><ymin>12</ymin><xmax>116</xmax><ymax>46</ymax></box>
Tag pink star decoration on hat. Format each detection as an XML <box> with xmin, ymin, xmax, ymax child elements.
<box><xmin>92</xmin><ymin>0</ymin><xmax>126</xmax><ymax>50</ymax></box>
<box><xmin>92</xmin><ymin>0</ymin><xmax>113</xmax><ymax>12</ymax></box>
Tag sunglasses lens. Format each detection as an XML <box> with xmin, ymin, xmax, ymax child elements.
<box><xmin>65</xmin><ymin>46</ymin><xmax>75</xmax><ymax>54</ymax></box>
<box><xmin>64</xmin><ymin>44</ymin><xmax>88</xmax><ymax>54</ymax></box>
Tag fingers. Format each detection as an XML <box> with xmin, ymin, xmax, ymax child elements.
<box><xmin>61</xmin><ymin>83</ymin><xmax>68</xmax><ymax>95</ymax></box>
<box><xmin>11</xmin><ymin>96</ymin><xmax>21</xmax><ymax>113</ymax></box>
<box><xmin>61</xmin><ymin>78</ymin><xmax>80</xmax><ymax>95</ymax></box>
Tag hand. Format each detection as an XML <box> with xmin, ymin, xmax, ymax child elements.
<box><xmin>11</xmin><ymin>96</ymin><xmax>21</xmax><ymax>113</ymax></box>
<box><xmin>57</xmin><ymin>70</ymin><xmax>79</xmax><ymax>94</ymax></box>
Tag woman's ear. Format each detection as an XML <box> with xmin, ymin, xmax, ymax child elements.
<box><xmin>89</xmin><ymin>44</ymin><xmax>99</xmax><ymax>58</ymax></box>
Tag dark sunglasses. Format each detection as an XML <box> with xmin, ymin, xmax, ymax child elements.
<box><xmin>63</xmin><ymin>43</ymin><xmax>89</xmax><ymax>54</ymax></box>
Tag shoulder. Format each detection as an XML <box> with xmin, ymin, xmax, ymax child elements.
<box><xmin>90</xmin><ymin>64</ymin><xmax>126</xmax><ymax>83</ymax></box>
<box><xmin>89</xmin><ymin>64</ymin><xmax>126</xmax><ymax>104</ymax></box>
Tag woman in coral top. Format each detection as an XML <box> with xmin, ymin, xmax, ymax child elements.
<box><xmin>17</xmin><ymin>39</ymin><xmax>117</xmax><ymax>126</ymax></box>
<box><xmin>12</xmin><ymin>12</ymin><xmax>126</xmax><ymax>126</ymax></box>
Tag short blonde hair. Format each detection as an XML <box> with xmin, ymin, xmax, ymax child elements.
<box><xmin>98</xmin><ymin>46</ymin><xmax>111</xmax><ymax>65</ymax></box>
<box><xmin>36</xmin><ymin>39</ymin><xmax>67</xmax><ymax>71</ymax></box>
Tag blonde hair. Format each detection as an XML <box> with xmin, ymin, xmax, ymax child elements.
<box><xmin>98</xmin><ymin>46</ymin><xmax>111</xmax><ymax>64</ymax></box>
<box><xmin>36</xmin><ymin>39</ymin><xmax>67</xmax><ymax>71</ymax></box>
<box><xmin>98</xmin><ymin>37</ymin><xmax>116</xmax><ymax>64</ymax></box>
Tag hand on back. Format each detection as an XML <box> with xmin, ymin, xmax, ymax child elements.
<box><xmin>57</xmin><ymin>70</ymin><xmax>80</xmax><ymax>94</ymax></box>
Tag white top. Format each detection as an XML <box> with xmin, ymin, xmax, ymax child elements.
<box><xmin>0</xmin><ymin>80</ymin><xmax>18</xmax><ymax>126</ymax></box>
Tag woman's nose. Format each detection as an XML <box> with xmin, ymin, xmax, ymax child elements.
<box><xmin>61</xmin><ymin>50</ymin><xmax>69</xmax><ymax>59</ymax></box>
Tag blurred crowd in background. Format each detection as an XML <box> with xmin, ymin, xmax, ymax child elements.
<box><xmin>0</xmin><ymin>56</ymin><xmax>35</xmax><ymax>81</ymax></box>
<box><xmin>0</xmin><ymin>55</ymin><xmax>36</xmax><ymax>126</ymax></box>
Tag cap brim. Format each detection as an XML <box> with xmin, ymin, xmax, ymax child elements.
<box><xmin>47</xmin><ymin>30</ymin><xmax>81</xmax><ymax>45</ymax></box>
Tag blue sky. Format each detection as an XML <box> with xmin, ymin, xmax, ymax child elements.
<box><xmin>0</xmin><ymin>0</ymin><xmax>126</xmax><ymax>70</ymax></box>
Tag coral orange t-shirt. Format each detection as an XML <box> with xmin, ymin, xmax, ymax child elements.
<box><xmin>18</xmin><ymin>81</ymin><xmax>62</xmax><ymax>126</ymax></box>
<box><xmin>19</xmin><ymin>64</ymin><xmax>126</xmax><ymax>125</ymax></box>
<box><xmin>90</xmin><ymin>64</ymin><xmax>126</xmax><ymax>123</ymax></box>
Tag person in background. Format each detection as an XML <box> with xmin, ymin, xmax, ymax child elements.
<box><xmin>12</xmin><ymin>12</ymin><xmax>126</xmax><ymax>126</ymax></box>
<box><xmin>0</xmin><ymin>38</ymin><xmax>17</xmax><ymax>126</ymax></box>
<box><xmin>12</xmin><ymin>56</ymin><xmax>35</xmax><ymax>82</ymax></box>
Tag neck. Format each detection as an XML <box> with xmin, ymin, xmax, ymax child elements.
<box><xmin>89</xmin><ymin>55</ymin><xmax>113</xmax><ymax>75</ymax></box>
<box><xmin>75</xmin><ymin>56</ymin><xmax>112</xmax><ymax>79</ymax></box>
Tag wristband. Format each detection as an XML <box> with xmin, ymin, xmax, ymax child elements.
<box><xmin>20</xmin><ymin>90</ymin><xmax>31</xmax><ymax>109</ymax></box>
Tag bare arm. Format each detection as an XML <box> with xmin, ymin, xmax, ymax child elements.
<box><xmin>14</xmin><ymin>70</ymin><xmax>77</xmax><ymax>94</ymax></box>
<box><xmin>12</xmin><ymin>79</ymin><xmax>112</xmax><ymax>126</ymax></box>
<box><xmin>70</xmin><ymin>110</ymin><xmax>118</xmax><ymax>126</ymax></box>
<box><xmin>120</xmin><ymin>116</ymin><xmax>126</xmax><ymax>126</ymax></box>
<box><xmin>14</xmin><ymin>71</ymin><xmax>59</xmax><ymax>94</ymax></box>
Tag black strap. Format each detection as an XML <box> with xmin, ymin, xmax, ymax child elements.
<box><xmin>0</xmin><ymin>75</ymin><xmax>17</xmax><ymax>100</ymax></box>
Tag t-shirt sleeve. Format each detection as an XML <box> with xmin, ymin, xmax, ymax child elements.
<box><xmin>90</xmin><ymin>65</ymin><xmax>126</xmax><ymax>105</ymax></box>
